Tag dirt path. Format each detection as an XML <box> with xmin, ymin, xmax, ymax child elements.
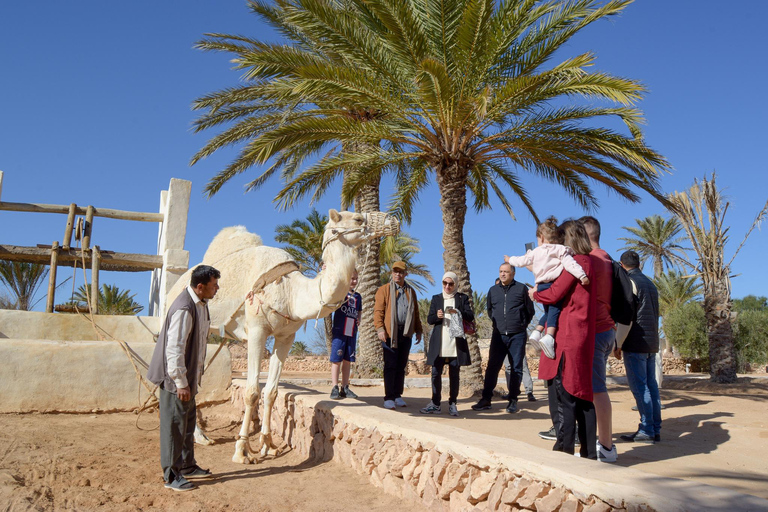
<box><xmin>0</xmin><ymin>406</ymin><xmax>425</xmax><ymax>512</ymax></box>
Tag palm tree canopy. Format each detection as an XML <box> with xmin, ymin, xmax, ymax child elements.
<box><xmin>274</xmin><ymin>208</ymin><xmax>327</xmax><ymax>276</ymax></box>
<box><xmin>71</xmin><ymin>284</ymin><xmax>144</xmax><ymax>315</ymax></box>
<box><xmin>654</xmin><ymin>269</ymin><xmax>701</xmax><ymax>316</ymax></box>
<box><xmin>192</xmin><ymin>0</ymin><xmax>670</xmax><ymax>220</ymax></box>
<box><xmin>378</xmin><ymin>231</ymin><xmax>434</xmax><ymax>293</ymax></box>
<box><xmin>0</xmin><ymin>261</ymin><xmax>48</xmax><ymax>311</ymax></box>
<box><xmin>619</xmin><ymin>214</ymin><xmax>688</xmax><ymax>277</ymax></box>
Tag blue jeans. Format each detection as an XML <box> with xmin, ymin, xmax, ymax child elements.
<box><xmin>536</xmin><ymin>282</ymin><xmax>562</xmax><ymax>330</ymax></box>
<box><xmin>623</xmin><ymin>352</ymin><xmax>662</xmax><ymax>437</ymax></box>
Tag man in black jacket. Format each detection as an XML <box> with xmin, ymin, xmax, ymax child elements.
<box><xmin>472</xmin><ymin>263</ymin><xmax>535</xmax><ymax>413</ymax></box>
<box><xmin>614</xmin><ymin>251</ymin><xmax>662</xmax><ymax>443</ymax></box>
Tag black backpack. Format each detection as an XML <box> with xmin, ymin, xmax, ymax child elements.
<box><xmin>610</xmin><ymin>260</ymin><xmax>636</xmax><ymax>325</ymax></box>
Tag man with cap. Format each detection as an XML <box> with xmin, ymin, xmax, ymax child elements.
<box><xmin>374</xmin><ymin>261</ymin><xmax>423</xmax><ymax>409</ymax></box>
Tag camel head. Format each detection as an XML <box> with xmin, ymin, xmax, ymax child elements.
<box><xmin>322</xmin><ymin>209</ymin><xmax>399</xmax><ymax>250</ymax></box>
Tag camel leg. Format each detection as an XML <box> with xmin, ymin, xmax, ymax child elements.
<box><xmin>259</xmin><ymin>334</ymin><xmax>293</xmax><ymax>457</ymax></box>
<box><xmin>232</xmin><ymin>322</ymin><xmax>268</xmax><ymax>464</ymax></box>
<box><xmin>194</xmin><ymin>407</ymin><xmax>214</xmax><ymax>445</ymax></box>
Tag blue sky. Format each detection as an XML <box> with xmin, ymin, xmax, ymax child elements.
<box><xmin>1</xmin><ymin>1</ymin><xmax>767</xmax><ymax>315</ymax></box>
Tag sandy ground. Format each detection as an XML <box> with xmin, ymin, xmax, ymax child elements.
<box><xmin>0</xmin><ymin>374</ymin><xmax>765</xmax><ymax>511</ymax></box>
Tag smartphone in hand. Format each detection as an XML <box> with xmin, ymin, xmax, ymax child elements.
<box><xmin>525</xmin><ymin>242</ymin><xmax>535</xmax><ymax>252</ymax></box>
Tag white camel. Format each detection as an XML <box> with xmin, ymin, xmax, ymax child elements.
<box><xmin>167</xmin><ymin>209</ymin><xmax>397</xmax><ymax>464</ymax></box>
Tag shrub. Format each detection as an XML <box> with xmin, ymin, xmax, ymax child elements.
<box><xmin>662</xmin><ymin>301</ymin><xmax>708</xmax><ymax>360</ymax></box>
<box><xmin>734</xmin><ymin>310</ymin><xmax>768</xmax><ymax>371</ymax></box>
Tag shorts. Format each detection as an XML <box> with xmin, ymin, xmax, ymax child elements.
<box><xmin>592</xmin><ymin>329</ymin><xmax>615</xmax><ymax>393</ymax></box>
<box><xmin>330</xmin><ymin>336</ymin><xmax>356</xmax><ymax>363</ymax></box>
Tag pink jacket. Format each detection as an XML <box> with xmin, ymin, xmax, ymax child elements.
<box><xmin>507</xmin><ymin>244</ymin><xmax>586</xmax><ymax>284</ymax></box>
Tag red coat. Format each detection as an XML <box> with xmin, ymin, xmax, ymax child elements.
<box><xmin>534</xmin><ymin>254</ymin><xmax>597</xmax><ymax>401</ymax></box>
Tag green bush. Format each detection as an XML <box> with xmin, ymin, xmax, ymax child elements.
<box><xmin>662</xmin><ymin>301</ymin><xmax>708</xmax><ymax>359</ymax></box>
<box><xmin>734</xmin><ymin>309</ymin><xmax>768</xmax><ymax>370</ymax></box>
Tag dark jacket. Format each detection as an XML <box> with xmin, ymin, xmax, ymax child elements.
<box><xmin>426</xmin><ymin>293</ymin><xmax>474</xmax><ymax>366</ymax></box>
<box><xmin>622</xmin><ymin>268</ymin><xmax>660</xmax><ymax>353</ymax></box>
<box><xmin>147</xmin><ymin>289</ymin><xmax>207</xmax><ymax>396</ymax></box>
<box><xmin>487</xmin><ymin>280</ymin><xmax>535</xmax><ymax>336</ymax></box>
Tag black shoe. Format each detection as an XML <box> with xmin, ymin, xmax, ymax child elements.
<box><xmin>620</xmin><ymin>431</ymin><xmax>655</xmax><ymax>443</ymax></box>
<box><xmin>330</xmin><ymin>386</ymin><xmax>341</xmax><ymax>400</ymax></box>
<box><xmin>500</xmin><ymin>392</ymin><xmax>510</xmax><ymax>401</ymax></box>
<box><xmin>471</xmin><ymin>399</ymin><xmax>492</xmax><ymax>411</ymax></box>
<box><xmin>343</xmin><ymin>386</ymin><xmax>358</xmax><ymax>399</ymax></box>
<box><xmin>527</xmin><ymin>392</ymin><xmax>536</xmax><ymax>402</ymax></box>
<box><xmin>339</xmin><ymin>385</ymin><xmax>347</xmax><ymax>398</ymax></box>
<box><xmin>654</xmin><ymin>434</ymin><xmax>661</xmax><ymax>443</ymax></box>
<box><xmin>180</xmin><ymin>465</ymin><xmax>212</xmax><ymax>479</ymax></box>
<box><xmin>505</xmin><ymin>400</ymin><xmax>518</xmax><ymax>414</ymax></box>
<box><xmin>538</xmin><ymin>426</ymin><xmax>556</xmax><ymax>441</ymax></box>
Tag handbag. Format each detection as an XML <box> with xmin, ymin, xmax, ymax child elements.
<box><xmin>462</xmin><ymin>318</ymin><xmax>476</xmax><ymax>336</ymax></box>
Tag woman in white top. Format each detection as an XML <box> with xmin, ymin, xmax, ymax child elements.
<box><xmin>420</xmin><ymin>272</ymin><xmax>474</xmax><ymax>417</ymax></box>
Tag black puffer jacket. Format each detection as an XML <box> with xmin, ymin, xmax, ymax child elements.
<box><xmin>622</xmin><ymin>268</ymin><xmax>660</xmax><ymax>353</ymax></box>
<box><xmin>487</xmin><ymin>281</ymin><xmax>534</xmax><ymax>336</ymax></box>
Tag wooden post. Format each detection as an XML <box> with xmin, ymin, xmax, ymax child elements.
<box><xmin>62</xmin><ymin>203</ymin><xmax>77</xmax><ymax>249</ymax></box>
<box><xmin>45</xmin><ymin>241</ymin><xmax>59</xmax><ymax>313</ymax></box>
<box><xmin>83</xmin><ymin>205</ymin><xmax>94</xmax><ymax>251</ymax></box>
<box><xmin>90</xmin><ymin>245</ymin><xmax>100</xmax><ymax>314</ymax></box>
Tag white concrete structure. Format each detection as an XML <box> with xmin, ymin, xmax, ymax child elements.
<box><xmin>148</xmin><ymin>178</ymin><xmax>191</xmax><ymax>318</ymax></box>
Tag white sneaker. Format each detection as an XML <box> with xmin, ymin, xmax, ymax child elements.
<box><xmin>383</xmin><ymin>400</ymin><xmax>396</xmax><ymax>410</ymax></box>
<box><xmin>394</xmin><ymin>397</ymin><xmax>407</xmax><ymax>407</ymax></box>
<box><xmin>539</xmin><ymin>334</ymin><xmax>556</xmax><ymax>359</ymax></box>
<box><xmin>420</xmin><ymin>402</ymin><xmax>441</xmax><ymax>414</ymax></box>
<box><xmin>596</xmin><ymin>441</ymin><xmax>618</xmax><ymax>463</ymax></box>
<box><xmin>448</xmin><ymin>403</ymin><xmax>459</xmax><ymax>417</ymax></box>
<box><xmin>528</xmin><ymin>330</ymin><xmax>542</xmax><ymax>343</ymax></box>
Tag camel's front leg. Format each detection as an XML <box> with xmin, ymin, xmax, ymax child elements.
<box><xmin>259</xmin><ymin>335</ymin><xmax>293</xmax><ymax>457</ymax></box>
<box><xmin>233</xmin><ymin>323</ymin><xmax>268</xmax><ymax>464</ymax></box>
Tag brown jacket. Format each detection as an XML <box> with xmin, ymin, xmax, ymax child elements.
<box><xmin>374</xmin><ymin>281</ymin><xmax>423</xmax><ymax>347</ymax></box>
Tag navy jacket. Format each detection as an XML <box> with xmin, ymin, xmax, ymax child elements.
<box><xmin>487</xmin><ymin>281</ymin><xmax>534</xmax><ymax>336</ymax></box>
<box><xmin>622</xmin><ymin>268</ymin><xmax>660</xmax><ymax>353</ymax></box>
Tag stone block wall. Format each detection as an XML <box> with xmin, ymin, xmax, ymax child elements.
<box><xmin>264</xmin><ymin>394</ymin><xmax>626</xmax><ymax>512</ymax></box>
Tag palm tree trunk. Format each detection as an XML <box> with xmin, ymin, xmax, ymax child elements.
<box><xmin>354</xmin><ymin>180</ymin><xmax>383</xmax><ymax>377</ymax></box>
<box><xmin>705</xmin><ymin>277</ymin><xmax>737</xmax><ymax>383</ymax></box>
<box><xmin>436</xmin><ymin>164</ymin><xmax>483</xmax><ymax>390</ymax></box>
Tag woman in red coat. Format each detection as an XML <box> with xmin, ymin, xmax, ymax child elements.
<box><xmin>532</xmin><ymin>220</ymin><xmax>597</xmax><ymax>458</ymax></box>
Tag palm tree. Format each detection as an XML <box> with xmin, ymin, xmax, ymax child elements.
<box><xmin>71</xmin><ymin>284</ymin><xmax>144</xmax><ymax>315</ymax></box>
<box><xmin>191</xmin><ymin>0</ymin><xmax>670</xmax><ymax>386</ymax></box>
<box><xmin>471</xmin><ymin>291</ymin><xmax>488</xmax><ymax>321</ymax></box>
<box><xmin>619</xmin><ymin>215</ymin><xmax>688</xmax><ymax>278</ymax></box>
<box><xmin>668</xmin><ymin>173</ymin><xmax>768</xmax><ymax>383</ymax></box>
<box><xmin>0</xmin><ymin>261</ymin><xmax>48</xmax><ymax>311</ymax></box>
<box><xmin>654</xmin><ymin>270</ymin><xmax>701</xmax><ymax>316</ymax></box>
<box><xmin>274</xmin><ymin>209</ymin><xmax>333</xmax><ymax>354</ymax></box>
<box><xmin>378</xmin><ymin>232</ymin><xmax>435</xmax><ymax>294</ymax></box>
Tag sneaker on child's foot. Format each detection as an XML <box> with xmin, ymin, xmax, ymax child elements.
<box><xmin>330</xmin><ymin>386</ymin><xmax>341</xmax><ymax>400</ymax></box>
<box><xmin>528</xmin><ymin>329</ymin><xmax>542</xmax><ymax>343</ymax></box>
<box><xmin>343</xmin><ymin>386</ymin><xmax>358</xmax><ymax>399</ymax></box>
<box><xmin>448</xmin><ymin>403</ymin><xmax>459</xmax><ymax>417</ymax></box>
<box><xmin>420</xmin><ymin>402</ymin><xmax>441</xmax><ymax>414</ymax></box>
<box><xmin>596</xmin><ymin>441</ymin><xmax>618</xmax><ymax>463</ymax></box>
<box><xmin>539</xmin><ymin>334</ymin><xmax>556</xmax><ymax>359</ymax></box>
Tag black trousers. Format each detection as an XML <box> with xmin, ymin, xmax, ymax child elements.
<box><xmin>382</xmin><ymin>327</ymin><xmax>412</xmax><ymax>400</ymax></box>
<box><xmin>550</xmin><ymin>356</ymin><xmax>597</xmax><ymax>459</ymax></box>
<box><xmin>159</xmin><ymin>386</ymin><xmax>197</xmax><ymax>482</ymax></box>
<box><xmin>482</xmin><ymin>331</ymin><xmax>526</xmax><ymax>402</ymax></box>
<box><xmin>431</xmin><ymin>357</ymin><xmax>460</xmax><ymax>406</ymax></box>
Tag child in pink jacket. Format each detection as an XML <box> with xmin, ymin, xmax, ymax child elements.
<box><xmin>505</xmin><ymin>217</ymin><xmax>589</xmax><ymax>359</ymax></box>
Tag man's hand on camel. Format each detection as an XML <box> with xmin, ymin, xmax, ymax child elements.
<box><xmin>178</xmin><ymin>387</ymin><xmax>191</xmax><ymax>402</ymax></box>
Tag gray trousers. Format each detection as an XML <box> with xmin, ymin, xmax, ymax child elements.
<box><xmin>505</xmin><ymin>355</ymin><xmax>533</xmax><ymax>394</ymax></box>
<box><xmin>159</xmin><ymin>386</ymin><xmax>196</xmax><ymax>482</ymax></box>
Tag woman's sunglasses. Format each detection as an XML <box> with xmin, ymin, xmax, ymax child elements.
<box><xmin>442</xmin><ymin>281</ymin><xmax>455</xmax><ymax>287</ymax></box>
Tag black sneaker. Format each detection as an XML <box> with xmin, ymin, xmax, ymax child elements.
<box><xmin>527</xmin><ymin>392</ymin><xmax>536</xmax><ymax>402</ymax></box>
<box><xmin>339</xmin><ymin>385</ymin><xmax>347</xmax><ymax>398</ymax></box>
<box><xmin>620</xmin><ymin>431</ymin><xmax>655</xmax><ymax>443</ymax></box>
<box><xmin>330</xmin><ymin>386</ymin><xmax>341</xmax><ymax>400</ymax></box>
<box><xmin>471</xmin><ymin>399</ymin><xmax>492</xmax><ymax>411</ymax></box>
<box><xmin>654</xmin><ymin>434</ymin><xmax>661</xmax><ymax>443</ymax></box>
<box><xmin>343</xmin><ymin>386</ymin><xmax>358</xmax><ymax>399</ymax></box>
<box><xmin>538</xmin><ymin>426</ymin><xmax>557</xmax><ymax>440</ymax></box>
<box><xmin>505</xmin><ymin>400</ymin><xmax>518</xmax><ymax>414</ymax></box>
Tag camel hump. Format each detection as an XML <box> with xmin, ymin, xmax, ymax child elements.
<box><xmin>203</xmin><ymin>225</ymin><xmax>263</xmax><ymax>264</ymax></box>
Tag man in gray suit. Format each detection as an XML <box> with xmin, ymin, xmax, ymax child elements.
<box><xmin>148</xmin><ymin>265</ymin><xmax>220</xmax><ymax>491</ymax></box>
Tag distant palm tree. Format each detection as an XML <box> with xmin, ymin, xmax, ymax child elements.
<box><xmin>274</xmin><ymin>210</ymin><xmax>332</xmax><ymax>354</ymax></box>
<box><xmin>619</xmin><ymin>215</ymin><xmax>688</xmax><ymax>278</ymax></box>
<box><xmin>71</xmin><ymin>284</ymin><xmax>144</xmax><ymax>315</ymax></box>
<box><xmin>668</xmin><ymin>173</ymin><xmax>768</xmax><ymax>383</ymax></box>
<box><xmin>0</xmin><ymin>261</ymin><xmax>48</xmax><ymax>311</ymax></box>
<box><xmin>471</xmin><ymin>291</ymin><xmax>488</xmax><ymax>320</ymax></box>
<box><xmin>654</xmin><ymin>270</ymin><xmax>701</xmax><ymax>316</ymax></box>
<box><xmin>417</xmin><ymin>297</ymin><xmax>432</xmax><ymax>356</ymax></box>
<box><xmin>378</xmin><ymin>232</ymin><xmax>434</xmax><ymax>294</ymax></box>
